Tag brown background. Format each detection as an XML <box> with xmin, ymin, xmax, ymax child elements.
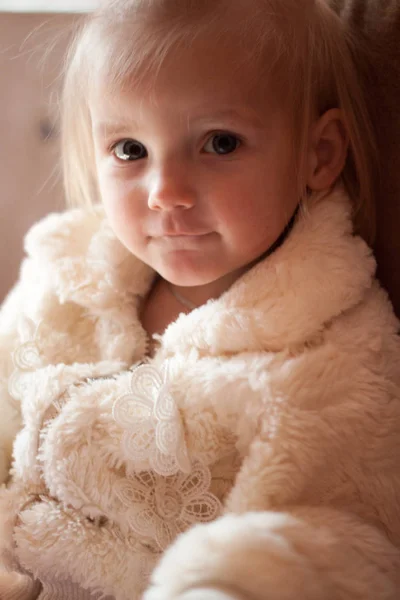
<box><xmin>0</xmin><ymin>12</ymin><xmax>76</xmax><ymax>302</ymax></box>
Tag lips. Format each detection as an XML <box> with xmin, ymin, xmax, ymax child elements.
<box><xmin>150</xmin><ymin>230</ymin><xmax>212</xmax><ymax>237</ymax></box>
<box><xmin>161</xmin><ymin>232</ymin><xmax>210</xmax><ymax>237</ymax></box>
<box><xmin>150</xmin><ymin>218</ymin><xmax>212</xmax><ymax>238</ymax></box>
<box><xmin>151</xmin><ymin>232</ymin><xmax>214</xmax><ymax>250</ymax></box>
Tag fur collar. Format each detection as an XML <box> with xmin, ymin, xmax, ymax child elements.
<box><xmin>25</xmin><ymin>187</ymin><xmax>375</xmax><ymax>357</ymax></box>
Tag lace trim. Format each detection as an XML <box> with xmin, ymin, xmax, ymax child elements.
<box><xmin>8</xmin><ymin>315</ymin><xmax>76</xmax><ymax>404</ymax></box>
<box><xmin>10</xmin><ymin>336</ymin><xmax>223</xmax><ymax>594</ymax></box>
<box><xmin>113</xmin><ymin>363</ymin><xmax>191</xmax><ymax>476</ymax></box>
<box><xmin>115</xmin><ymin>461</ymin><xmax>221</xmax><ymax>552</ymax></box>
<box><xmin>8</xmin><ymin>318</ymin><xmax>47</xmax><ymax>403</ymax></box>
<box><xmin>112</xmin><ymin>362</ymin><xmax>222</xmax><ymax>552</ymax></box>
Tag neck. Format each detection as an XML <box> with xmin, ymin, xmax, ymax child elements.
<box><xmin>167</xmin><ymin>268</ymin><xmax>246</xmax><ymax>310</ymax></box>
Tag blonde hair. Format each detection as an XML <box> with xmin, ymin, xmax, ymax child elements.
<box><xmin>61</xmin><ymin>0</ymin><xmax>377</xmax><ymax>244</ymax></box>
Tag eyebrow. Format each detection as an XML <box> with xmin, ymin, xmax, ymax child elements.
<box><xmin>188</xmin><ymin>107</ymin><xmax>263</xmax><ymax>128</ymax></box>
<box><xmin>92</xmin><ymin>121</ymin><xmax>138</xmax><ymax>137</ymax></box>
<box><xmin>92</xmin><ymin>106</ymin><xmax>263</xmax><ymax>137</ymax></box>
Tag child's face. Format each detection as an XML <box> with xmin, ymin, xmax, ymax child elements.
<box><xmin>91</xmin><ymin>41</ymin><xmax>300</xmax><ymax>287</ymax></box>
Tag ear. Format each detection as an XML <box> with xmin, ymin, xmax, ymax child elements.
<box><xmin>306</xmin><ymin>108</ymin><xmax>349</xmax><ymax>191</ymax></box>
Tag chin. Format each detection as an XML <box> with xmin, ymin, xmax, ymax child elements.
<box><xmin>164</xmin><ymin>273</ymin><xmax>218</xmax><ymax>288</ymax></box>
<box><xmin>159</xmin><ymin>265</ymin><xmax>226</xmax><ymax>288</ymax></box>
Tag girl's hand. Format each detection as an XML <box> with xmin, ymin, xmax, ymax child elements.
<box><xmin>0</xmin><ymin>569</ymin><xmax>40</xmax><ymax>600</ymax></box>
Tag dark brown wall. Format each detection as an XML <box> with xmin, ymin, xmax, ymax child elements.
<box><xmin>329</xmin><ymin>0</ymin><xmax>400</xmax><ymax>316</ymax></box>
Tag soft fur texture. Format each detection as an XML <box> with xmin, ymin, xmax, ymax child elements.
<box><xmin>1</xmin><ymin>187</ymin><xmax>400</xmax><ymax>599</ymax></box>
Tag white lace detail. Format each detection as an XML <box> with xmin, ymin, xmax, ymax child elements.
<box><xmin>115</xmin><ymin>461</ymin><xmax>222</xmax><ymax>551</ymax></box>
<box><xmin>8</xmin><ymin>318</ymin><xmax>47</xmax><ymax>403</ymax></box>
<box><xmin>113</xmin><ymin>363</ymin><xmax>191</xmax><ymax>476</ymax></box>
<box><xmin>13</xmin><ymin>320</ymin><xmax>44</xmax><ymax>370</ymax></box>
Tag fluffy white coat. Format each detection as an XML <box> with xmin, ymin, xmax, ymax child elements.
<box><xmin>1</xmin><ymin>188</ymin><xmax>400</xmax><ymax>600</ymax></box>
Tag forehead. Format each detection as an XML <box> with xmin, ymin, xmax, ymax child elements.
<box><xmin>90</xmin><ymin>37</ymin><xmax>279</xmax><ymax>125</ymax></box>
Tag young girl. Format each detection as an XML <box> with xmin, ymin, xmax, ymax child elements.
<box><xmin>1</xmin><ymin>0</ymin><xmax>400</xmax><ymax>599</ymax></box>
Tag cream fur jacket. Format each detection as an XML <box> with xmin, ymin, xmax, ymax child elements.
<box><xmin>1</xmin><ymin>188</ymin><xmax>400</xmax><ymax>600</ymax></box>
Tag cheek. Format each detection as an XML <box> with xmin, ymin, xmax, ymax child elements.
<box><xmin>211</xmin><ymin>169</ymin><xmax>278</xmax><ymax>224</ymax></box>
<box><xmin>212</xmin><ymin>168</ymin><xmax>298</xmax><ymax>247</ymax></box>
<box><xmin>97</xmin><ymin>178</ymin><xmax>146</xmax><ymax>250</ymax></box>
<box><xmin>98</xmin><ymin>174</ymin><xmax>143</xmax><ymax>222</ymax></box>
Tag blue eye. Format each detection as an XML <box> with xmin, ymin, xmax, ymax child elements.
<box><xmin>204</xmin><ymin>133</ymin><xmax>241</xmax><ymax>155</ymax></box>
<box><xmin>113</xmin><ymin>139</ymin><xmax>147</xmax><ymax>161</ymax></box>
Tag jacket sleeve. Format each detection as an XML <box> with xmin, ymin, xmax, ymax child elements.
<box><xmin>144</xmin><ymin>505</ymin><xmax>400</xmax><ymax>600</ymax></box>
<box><xmin>144</xmin><ymin>388</ymin><xmax>400</xmax><ymax>600</ymax></box>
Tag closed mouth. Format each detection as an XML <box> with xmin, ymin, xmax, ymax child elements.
<box><xmin>150</xmin><ymin>232</ymin><xmax>215</xmax><ymax>248</ymax></box>
<box><xmin>156</xmin><ymin>231</ymin><xmax>212</xmax><ymax>238</ymax></box>
<box><xmin>165</xmin><ymin>233</ymin><xmax>209</xmax><ymax>237</ymax></box>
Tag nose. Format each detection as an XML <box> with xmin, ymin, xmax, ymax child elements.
<box><xmin>147</xmin><ymin>161</ymin><xmax>196</xmax><ymax>211</ymax></box>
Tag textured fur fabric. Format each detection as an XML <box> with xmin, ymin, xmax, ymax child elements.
<box><xmin>1</xmin><ymin>187</ymin><xmax>400</xmax><ymax>599</ymax></box>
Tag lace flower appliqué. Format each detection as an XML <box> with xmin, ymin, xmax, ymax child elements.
<box><xmin>8</xmin><ymin>317</ymin><xmax>46</xmax><ymax>403</ymax></box>
<box><xmin>112</xmin><ymin>362</ymin><xmax>191</xmax><ymax>476</ymax></box>
<box><xmin>115</xmin><ymin>462</ymin><xmax>221</xmax><ymax>551</ymax></box>
<box><xmin>13</xmin><ymin>318</ymin><xmax>44</xmax><ymax>370</ymax></box>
